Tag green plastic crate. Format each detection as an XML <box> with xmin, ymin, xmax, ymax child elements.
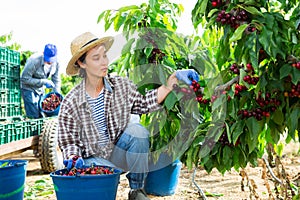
<box><xmin>10</xmin><ymin>64</ymin><xmax>20</xmax><ymax>77</ymax></box>
<box><xmin>0</xmin><ymin>62</ymin><xmax>9</xmax><ymax>76</ymax></box>
<box><xmin>12</xmin><ymin>121</ymin><xmax>24</xmax><ymax>142</ymax></box>
<box><xmin>9</xmin><ymin>89</ymin><xmax>21</xmax><ymax>104</ymax></box>
<box><xmin>0</xmin><ymin>47</ymin><xmax>8</xmax><ymax>63</ymax></box>
<box><xmin>0</xmin><ymin>118</ymin><xmax>45</xmax><ymax>145</ymax></box>
<box><xmin>0</xmin><ymin>89</ymin><xmax>21</xmax><ymax>104</ymax></box>
<box><xmin>0</xmin><ymin>104</ymin><xmax>8</xmax><ymax>118</ymax></box>
<box><xmin>0</xmin><ymin>103</ymin><xmax>21</xmax><ymax>119</ymax></box>
<box><xmin>30</xmin><ymin>118</ymin><xmax>44</xmax><ymax>136</ymax></box>
<box><xmin>0</xmin><ymin>62</ymin><xmax>20</xmax><ymax>78</ymax></box>
<box><xmin>0</xmin><ymin>89</ymin><xmax>8</xmax><ymax>104</ymax></box>
<box><xmin>0</xmin><ymin>122</ymin><xmax>14</xmax><ymax>144</ymax></box>
<box><xmin>22</xmin><ymin>120</ymin><xmax>32</xmax><ymax>138</ymax></box>
<box><xmin>0</xmin><ymin>75</ymin><xmax>20</xmax><ymax>90</ymax></box>
<box><xmin>7</xmin><ymin>49</ymin><xmax>20</xmax><ymax>66</ymax></box>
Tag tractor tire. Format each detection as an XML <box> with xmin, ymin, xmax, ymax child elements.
<box><xmin>38</xmin><ymin>117</ymin><xmax>64</xmax><ymax>173</ymax></box>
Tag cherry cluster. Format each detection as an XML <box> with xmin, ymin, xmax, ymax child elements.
<box><xmin>216</xmin><ymin>9</ymin><xmax>249</xmax><ymax>29</ymax></box>
<box><xmin>291</xmin><ymin>62</ymin><xmax>300</xmax><ymax>70</ymax></box>
<box><xmin>284</xmin><ymin>83</ymin><xmax>300</xmax><ymax>98</ymax></box>
<box><xmin>61</xmin><ymin>165</ymin><xmax>115</xmax><ymax>176</ymax></box>
<box><xmin>246</xmin><ymin>26</ymin><xmax>257</xmax><ymax>33</ymax></box>
<box><xmin>255</xmin><ymin>92</ymin><xmax>281</xmax><ymax>108</ymax></box>
<box><xmin>229</xmin><ymin>62</ymin><xmax>259</xmax><ymax>86</ymax></box>
<box><xmin>218</xmin><ymin>131</ymin><xmax>233</xmax><ymax>147</ymax></box>
<box><xmin>243</xmin><ymin>75</ymin><xmax>259</xmax><ymax>85</ymax></box>
<box><xmin>173</xmin><ymin>80</ymin><xmax>211</xmax><ymax>105</ymax></box>
<box><xmin>211</xmin><ymin>0</ymin><xmax>224</xmax><ymax>7</ymax></box>
<box><xmin>234</xmin><ymin>83</ymin><xmax>247</xmax><ymax>96</ymax></box>
<box><xmin>191</xmin><ymin>80</ymin><xmax>211</xmax><ymax>104</ymax></box>
<box><xmin>229</xmin><ymin>63</ymin><xmax>241</xmax><ymax>75</ymax></box>
<box><xmin>148</xmin><ymin>48</ymin><xmax>166</xmax><ymax>64</ymax></box>
<box><xmin>229</xmin><ymin>63</ymin><xmax>254</xmax><ymax>75</ymax></box>
<box><xmin>238</xmin><ymin>108</ymin><xmax>270</xmax><ymax>121</ymax></box>
<box><xmin>238</xmin><ymin>92</ymin><xmax>281</xmax><ymax>121</ymax></box>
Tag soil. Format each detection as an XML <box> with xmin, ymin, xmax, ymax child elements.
<box><xmin>6</xmin><ymin>141</ymin><xmax>300</xmax><ymax>200</ymax></box>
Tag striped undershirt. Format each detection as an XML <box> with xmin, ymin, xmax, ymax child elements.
<box><xmin>86</xmin><ymin>90</ymin><xmax>109</xmax><ymax>146</ymax></box>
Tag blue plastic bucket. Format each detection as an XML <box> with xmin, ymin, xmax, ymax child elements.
<box><xmin>39</xmin><ymin>92</ymin><xmax>63</xmax><ymax>117</ymax></box>
<box><xmin>0</xmin><ymin>160</ymin><xmax>28</xmax><ymax>200</ymax></box>
<box><xmin>145</xmin><ymin>154</ymin><xmax>182</xmax><ymax>196</ymax></box>
<box><xmin>50</xmin><ymin>166</ymin><xmax>122</xmax><ymax>200</ymax></box>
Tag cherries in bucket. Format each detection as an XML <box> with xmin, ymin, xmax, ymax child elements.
<box><xmin>39</xmin><ymin>92</ymin><xmax>63</xmax><ymax>116</ymax></box>
<box><xmin>41</xmin><ymin>92</ymin><xmax>62</xmax><ymax>111</ymax></box>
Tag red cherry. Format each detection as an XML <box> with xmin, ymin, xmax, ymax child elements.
<box><xmin>212</xmin><ymin>1</ymin><xmax>218</xmax><ymax>7</ymax></box>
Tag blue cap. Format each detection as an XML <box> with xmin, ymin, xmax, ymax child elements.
<box><xmin>44</xmin><ymin>44</ymin><xmax>57</xmax><ymax>63</ymax></box>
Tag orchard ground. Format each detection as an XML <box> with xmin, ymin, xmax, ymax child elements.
<box><xmin>8</xmin><ymin>141</ymin><xmax>300</xmax><ymax>200</ymax></box>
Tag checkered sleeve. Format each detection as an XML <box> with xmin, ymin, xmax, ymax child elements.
<box><xmin>57</xmin><ymin>93</ymin><xmax>83</xmax><ymax>159</ymax></box>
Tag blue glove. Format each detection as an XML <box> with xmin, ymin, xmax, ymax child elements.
<box><xmin>63</xmin><ymin>156</ymin><xmax>84</xmax><ymax>171</ymax></box>
<box><xmin>42</xmin><ymin>79</ymin><xmax>55</xmax><ymax>88</ymax></box>
<box><xmin>175</xmin><ymin>69</ymin><xmax>199</xmax><ymax>85</ymax></box>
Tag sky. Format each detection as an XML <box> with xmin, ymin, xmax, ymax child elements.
<box><xmin>0</xmin><ymin>0</ymin><xmax>198</xmax><ymax>71</ymax></box>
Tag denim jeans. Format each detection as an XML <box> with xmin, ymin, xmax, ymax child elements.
<box><xmin>84</xmin><ymin>123</ymin><xmax>149</xmax><ymax>189</ymax></box>
<box><xmin>21</xmin><ymin>89</ymin><xmax>43</xmax><ymax>119</ymax></box>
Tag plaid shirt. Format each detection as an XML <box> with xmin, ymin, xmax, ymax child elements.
<box><xmin>58</xmin><ymin>74</ymin><xmax>162</xmax><ymax>159</ymax></box>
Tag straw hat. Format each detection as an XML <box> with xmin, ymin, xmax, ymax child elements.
<box><xmin>66</xmin><ymin>32</ymin><xmax>114</xmax><ymax>76</ymax></box>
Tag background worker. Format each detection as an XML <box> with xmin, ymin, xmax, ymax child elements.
<box><xmin>20</xmin><ymin>43</ymin><xmax>61</xmax><ymax>119</ymax></box>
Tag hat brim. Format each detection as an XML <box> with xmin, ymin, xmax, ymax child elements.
<box><xmin>66</xmin><ymin>36</ymin><xmax>114</xmax><ymax>76</ymax></box>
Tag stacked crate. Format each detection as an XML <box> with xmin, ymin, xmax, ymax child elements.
<box><xmin>0</xmin><ymin>46</ymin><xmax>44</xmax><ymax>145</ymax></box>
<box><xmin>0</xmin><ymin>46</ymin><xmax>22</xmax><ymax>120</ymax></box>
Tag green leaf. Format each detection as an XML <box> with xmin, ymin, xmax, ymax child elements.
<box><xmin>119</xmin><ymin>5</ymin><xmax>139</xmax><ymax>12</ymax></box>
<box><xmin>144</xmin><ymin>47</ymin><xmax>153</xmax><ymax>58</ymax></box>
<box><xmin>164</xmin><ymin>92</ymin><xmax>178</xmax><ymax>110</ymax></box>
<box><xmin>158</xmin><ymin>65</ymin><xmax>167</xmax><ymax>84</ymax></box>
<box><xmin>205</xmin><ymin>191</ymin><xmax>224</xmax><ymax>197</ymax></box>
<box><xmin>207</xmin><ymin>9</ymin><xmax>219</xmax><ymax>18</ymax></box>
<box><xmin>222</xmin><ymin>146</ymin><xmax>232</xmax><ymax>168</ymax></box>
<box><xmin>97</xmin><ymin>11</ymin><xmax>106</xmax><ymax>23</ymax></box>
<box><xmin>232</xmin><ymin>121</ymin><xmax>244</xmax><ymax>144</ymax></box>
<box><xmin>272</xmin><ymin>109</ymin><xmax>284</xmax><ymax>125</ymax></box>
<box><xmin>245</xmin><ymin>131</ymin><xmax>258</xmax><ymax>154</ymax></box>
<box><xmin>239</xmin><ymin>6</ymin><xmax>263</xmax><ymax>17</ymax></box>
<box><xmin>198</xmin><ymin>144</ymin><xmax>211</xmax><ymax>158</ymax></box>
<box><xmin>0</xmin><ymin>162</ymin><xmax>8</xmax><ymax>168</ymax></box>
<box><xmin>245</xmin><ymin>118</ymin><xmax>264</xmax><ymax>153</ymax></box>
<box><xmin>212</xmin><ymin>94</ymin><xmax>226</xmax><ymax>111</ymax></box>
<box><xmin>121</xmin><ymin>38</ymin><xmax>135</xmax><ymax>55</ymax></box>
<box><xmin>279</xmin><ymin>64</ymin><xmax>292</xmax><ymax>79</ymax></box>
<box><xmin>291</xmin><ymin>67</ymin><xmax>300</xmax><ymax>84</ymax></box>
<box><xmin>246</xmin><ymin>118</ymin><xmax>264</xmax><ymax>140</ymax></box>
<box><xmin>199</xmin><ymin>0</ymin><xmax>209</xmax><ymax>14</ymax></box>
<box><xmin>149</xmin><ymin>0</ymin><xmax>156</xmax><ymax>9</ymax></box>
<box><xmin>287</xmin><ymin>107</ymin><xmax>299</xmax><ymax>138</ymax></box>
<box><xmin>258</xmin><ymin>26</ymin><xmax>273</xmax><ymax>56</ymax></box>
<box><xmin>229</xmin><ymin>24</ymin><xmax>248</xmax><ymax>43</ymax></box>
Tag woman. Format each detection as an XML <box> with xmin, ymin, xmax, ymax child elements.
<box><xmin>58</xmin><ymin>32</ymin><xmax>199</xmax><ymax>200</ymax></box>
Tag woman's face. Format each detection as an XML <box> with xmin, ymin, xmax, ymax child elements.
<box><xmin>81</xmin><ymin>45</ymin><xmax>109</xmax><ymax>78</ymax></box>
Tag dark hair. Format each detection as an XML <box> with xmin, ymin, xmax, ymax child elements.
<box><xmin>75</xmin><ymin>53</ymin><xmax>87</xmax><ymax>78</ymax></box>
<box><xmin>78</xmin><ymin>53</ymin><xmax>87</xmax><ymax>63</ymax></box>
<box><xmin>75</xmin><ymin>52</ymin><xmax>87</xmax><ymax>66</ymax></box>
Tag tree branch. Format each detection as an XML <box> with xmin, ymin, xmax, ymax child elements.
<box><xmin>215</xmin><ymin>76</ymin><xmax>239</xmax><ymax>92</ymax></box>
<box><xmin>192</xmin><ymin>167</ymin><xmax>207</xmax><ymax>199</ymax></box>
<box><xmin>263</xmin><ymin>157</ymin><xmax>283</xmax><ymax>185</ymax></box>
